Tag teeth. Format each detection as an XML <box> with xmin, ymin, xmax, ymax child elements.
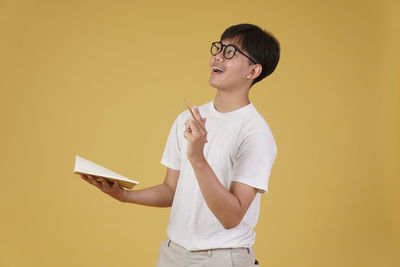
<box><xmin>213</xmin><ymin>66</ymin><xmax>224</xmax><ymax>72</ymax></box>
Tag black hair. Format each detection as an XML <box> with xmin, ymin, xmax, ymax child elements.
<box><xmin>220</xmin><ymin>23</ymin><xmax>280</xmax><ymax>86</ymax></box>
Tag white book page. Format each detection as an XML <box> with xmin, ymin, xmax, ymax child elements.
<box><xmin>74</xmin><ymin>155</ymin><xmax>139</xmax><ymax>189</ymax></box>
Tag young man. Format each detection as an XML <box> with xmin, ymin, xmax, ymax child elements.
<box><xmin>81</xmin><ymin>23</ymin><xmax>280</xmax><ymax>266</ymax></box>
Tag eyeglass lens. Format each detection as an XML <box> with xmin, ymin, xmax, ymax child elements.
<box><xmin>211</xmin><ymin>42</ymin><xmax>236</xmax><ymax>59</ymax></box>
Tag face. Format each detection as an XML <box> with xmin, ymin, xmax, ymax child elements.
<box><xmin>208</xmin><ymin>38</ymin><xmax>255</xmax><ymax>91</ymax></box>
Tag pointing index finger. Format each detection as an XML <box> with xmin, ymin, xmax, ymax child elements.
<box><xmin>193</xmin><ymin>106</ymin><xmax>202</xmax><ymax>120</ymax></box>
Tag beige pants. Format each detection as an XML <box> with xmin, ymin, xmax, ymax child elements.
<box><xmin>156</xmin><ymin>239</ymin><xmax>259</xmax><ymax>267</ymax></box>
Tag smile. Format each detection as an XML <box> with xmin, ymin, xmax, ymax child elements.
<box><xmin>212</xmin><ymin>66</ymin><xmax>224</xmax><ymax>74</ymax></box>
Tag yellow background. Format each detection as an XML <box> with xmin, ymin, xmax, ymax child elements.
<box><xmin>1</xmin><ymin>0</ymin><xmax>399</xmax><ymax>266</ymax></box>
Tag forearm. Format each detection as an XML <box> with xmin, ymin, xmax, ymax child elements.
<box><xmin>190</xmin><ymin>157</ymin><xmax>242</xmax><ymax>229</ymax></box>
<box><xmin>123</xmin><ymin>183</ymin><xmax>174</xmax><ymax>207</ymax></box>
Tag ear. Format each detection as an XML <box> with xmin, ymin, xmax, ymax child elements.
<box><xmin>246</xmin><ymin>64</ymin><xmax>262</xmax><ymax>80</ymax></box>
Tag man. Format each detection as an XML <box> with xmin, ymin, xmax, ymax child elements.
<box><xmin>81</xmin><ymin>23</ymin><xmax>280</xmax><ymax>266</ymax></box>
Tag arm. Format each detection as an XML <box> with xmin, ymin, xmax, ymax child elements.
<box><xmin>80</xmin><ymin>167</ymin><xmax>180</xmax><ymax>207</ymax></box>
<box><xmin>184</xmin><ymin>106</ymin><xmax>258</xmax><ymax>229</ymax></box>
<box><xmin>191</xmin><ymin>159</ymin><xmax>257</xmax><ymax>229</ymax></box>
<box><xmin>124</xmin><ymin>167</ymin><xmax>180</xmax><ymax>206</ymax></box>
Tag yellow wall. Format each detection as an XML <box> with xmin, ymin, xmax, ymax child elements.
<box><xmin>1</xmin><ymin>0</ymin><xmax>399</xmax><ymax>266</ymax></box>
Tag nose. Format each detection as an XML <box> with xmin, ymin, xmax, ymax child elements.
<box><xmin>213</xmin><ymin>50</ymin><xmax>224</xmax><ymax>62</ymax></box>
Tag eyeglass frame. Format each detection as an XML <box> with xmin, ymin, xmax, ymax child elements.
<box><xmin>210</xmin><ymin>41</ymin><xmax>258</xmax><ymax>65</ymax></box>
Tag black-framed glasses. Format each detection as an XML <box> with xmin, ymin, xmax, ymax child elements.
<box><xmin>210</xmin><ymin>41</ymin><xmax>258</xmax><ymax>64</ymax></box>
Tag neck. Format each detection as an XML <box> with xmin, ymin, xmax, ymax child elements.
<box><xmin>213</xmin><ymin>88</ymin><xmax>250</xmax><ymax>113</ymax></box>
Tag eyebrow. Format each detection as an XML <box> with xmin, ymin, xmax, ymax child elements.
<box><xmin>221</xmin><ymin>41</ymin><xmax>239</xmax><ymax>49</ymax></box>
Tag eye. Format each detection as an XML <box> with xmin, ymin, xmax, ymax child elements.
<box><xmin>211</xmin><ymin>42</ymin><xmax>223</xmax><ymax>55</ymax></box>
<box><xmin>225</xmin><ymin>46</ymin><xmax>236</xmax><ymax>57</ymax></box>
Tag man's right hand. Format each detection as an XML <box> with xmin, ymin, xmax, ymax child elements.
<box><xmin>80</xmin><ymin>174</ymin><xmax>128</xmax><ymax>202</ymax></box>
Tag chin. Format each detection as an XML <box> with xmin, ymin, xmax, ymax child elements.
<box><xmin>209</xmin><ymin>81</ymin><xmax>222</xmax><ymax>90</ymax></box>
<box><xmin>208</xmin><ymin>79</ymin><xmax>216</xmax><ymax>88</ymax></box>
<box><xmin>209</xmin><ymin>77</ymin><xmax>225</xmax><ymax>90</ymax></box>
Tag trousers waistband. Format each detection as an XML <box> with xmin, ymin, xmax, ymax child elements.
<box><xmin>167</xmin><ymin>239</ymin><xmax>251</xmax><ymax>255</ymax></box>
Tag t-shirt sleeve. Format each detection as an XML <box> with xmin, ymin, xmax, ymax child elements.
<box><xmin>231</xmin><ymin>130</ymin><xmax>277</xmax><ymax>194</ymax></box>
<box><xmin>160</xmin><ymin>116</ymin><xmax>181</xmax><ymax>170</ymax></box>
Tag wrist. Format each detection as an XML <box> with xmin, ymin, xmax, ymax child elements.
<box><xmin>118</xmin><ymin>189</ymin><xmax>128</xmax><ymax>203</ymax></box>
<box><xmin>189</xmin><ymin>155</ymin><xmax>207</xmax><ymax>169</ymax></box>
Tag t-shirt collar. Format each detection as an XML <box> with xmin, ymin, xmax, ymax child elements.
<box><xmin>209</xmin><ymin>100</ymin><xmax>254</xmax><ymax>118</ymax></box>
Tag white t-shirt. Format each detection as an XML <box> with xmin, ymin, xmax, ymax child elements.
<box><xmin>161</xmin><ymin>100</ymin><xmax>277</xmax><ymax>251</ymax></box>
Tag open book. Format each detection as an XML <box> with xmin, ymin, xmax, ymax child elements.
<box><xmin>73</xmin><ymin>155</ymin><xmax>139</xmax><ymax>189</ymax></box>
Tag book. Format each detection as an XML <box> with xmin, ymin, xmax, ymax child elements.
<box><xmin>73</xmin><ymin>155</ymin><xmax>139</xmax><ymax>189</ymax></box>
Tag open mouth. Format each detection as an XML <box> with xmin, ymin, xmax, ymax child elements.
<box><xmin>212</xmin><ymin>66</ymin><xmax>224</xmax><ymax>74</ymax></box>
